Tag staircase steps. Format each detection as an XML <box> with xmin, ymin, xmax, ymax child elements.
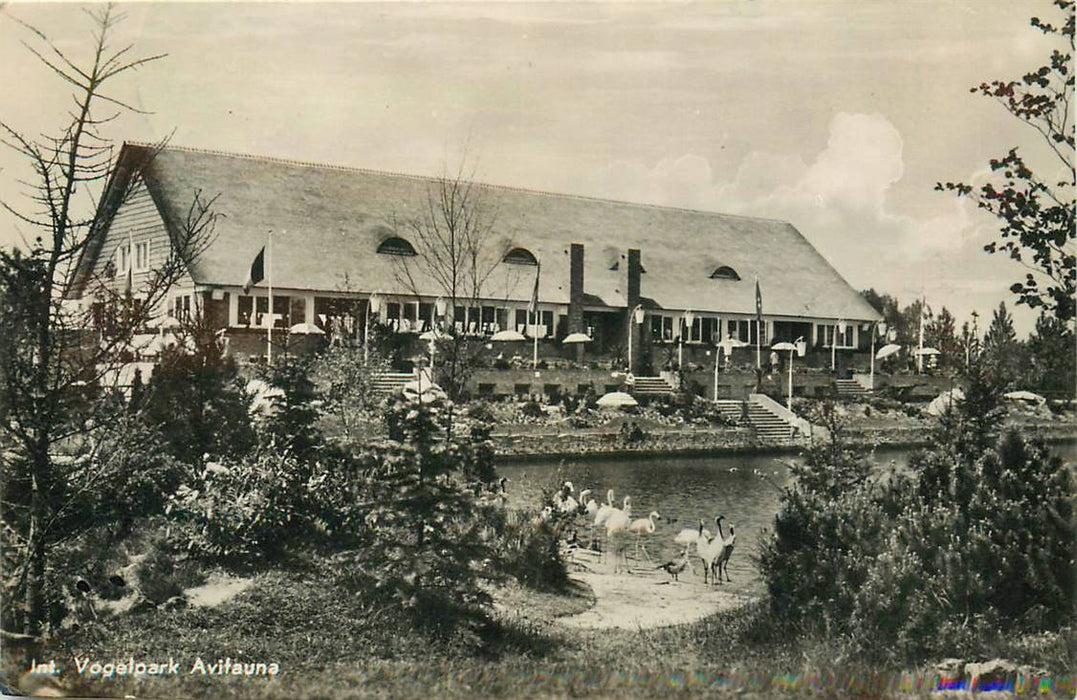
<box><xmin>632</xmin><ymin>376</ymin><xmax>676</xmax><ymax>396</ymax></box>
<box><xmin>714</xmin><ymin>400</ymin><xmax>799</xmax><ymax>444</ymax></box>
<box><xmin>373</xmin><ymin>372</ymin><xmax>414</xmax><ymax>395</ymax></box>
<box><xmin>835</xmin><ymin>378</ymin><xmax>871</xmax><ymax>398</ymax></box>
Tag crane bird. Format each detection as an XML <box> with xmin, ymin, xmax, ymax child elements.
<box><xmin>604</xmin><ymin>496</ymin><xmax>633</xmax><ymax>572</ymax></box>
<box><xmin>714</xmin><ymin>522</ymin><xmax>736</xmax><ymax>583</ymax></box>
<box><xmin>697</xmin><ymin>516</ymin><xmax>728</xmax><ymax>586</ymax></box>
<box><xmin>628</xmin><ymin>511</ymin><xmax>660</xmax><ymax>561</ymax></box>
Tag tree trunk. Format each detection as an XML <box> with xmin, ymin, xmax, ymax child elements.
<box><xmin>25</xmin><ymin>451</ymin><xmax>48</xmax><ymax>635</ymax></box>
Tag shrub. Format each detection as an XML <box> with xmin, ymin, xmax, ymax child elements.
<box><xmin>521</xmin><ymin>400</ymin><xmax>545</xmax><ymax>419</ymax></box>
<box><xmin>142</xmin><ymin>322</ymin><xmax>256</xmax><ymax>467</ymax></box>
<box><xmin>328</xmin><ymin>395</ymin><xmax>503</xmax><ymax>643</ymax></box>
<box><xmin>489</xmin><ymin>510</ymin><xmax>569</xmax><ymax>591</ymax></box>
<box><xmin>167</xmin><ymin>448</ymin><xmax>326</xmax><ymax>563</ymax></box>
<box><xmin>760</xmin><ymin>363</ymin><xmax>1076</xmax><ymax>662</ymax></box>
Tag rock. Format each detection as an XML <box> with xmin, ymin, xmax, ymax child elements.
<box><xmin>128</xmin><ymin>597</ymin><xmax>157</xmax><ymax>614</ymax></box>
<box><xmin>163</xmin><ymin>595</ymin><xmax>188</xmax><ymax>612</ymax></box>
<box><xmin>933</xmin><ymin>657</ymin><xmax>965</xmax><ymax>684</ymax></box>
<box><xmin>965</xmin><ymin>658</ymin><xmax>1017</xmax><ymax>691</ymax></box>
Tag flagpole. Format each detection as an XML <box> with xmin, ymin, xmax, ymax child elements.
<box><xmin>755</xmin><ymin>278</ymin><xmax>762</xmax><ymax>371</ymax></box>
<box><xmin>531</xmin><ymin>264</ymin><xmax>540</xmax><ymax>371</ymax></box>
<box><xmin>917</xmin><ymin>293</ymin><xmax>925</xmax><ymax>375</ymax></box>
<box><xmin>831</xmin><ymin>322</ymin><xmax>837</xmax><ymax>372</ymax></box>
<box><xmin>267</xmin><ymin>229</ymin><xmax>273</xmax><ymax>364</ymax></box>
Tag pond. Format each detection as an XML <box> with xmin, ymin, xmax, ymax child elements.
<box><xmin>497</xmin><ymin>438</ymin><xmax>1077</xmax><ymax>596</ymax></box>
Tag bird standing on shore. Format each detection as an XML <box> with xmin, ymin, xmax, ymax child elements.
<box><xmin>673</xmin><ymin>519</ymin><xmax>707</xmax><ymax>575</ymax></box>
<box><xmin>605</xmin><ymin>496</ymin><xmax>633</xmax><ymax>573</ymax></box>
<box><xmin>628</xmin><ymin>511</ymin><xmax>660</xmax><ymax>562</ymax></box>
<box><xmin>698</xmin><ymin>516</ymin><xmax>727</xmax><ymax>585</ymax></box>
<box><xmin>715</xmin><ymin>522</ymin><xmax>736</xmax><ymax>583</ymax></box>
<box><xmin>657</xmin><ymin>550</ymin><xmax>691</xmax><ymax>581</ymax></box>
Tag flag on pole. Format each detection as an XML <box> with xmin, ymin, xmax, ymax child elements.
<box><xmin>243</xmin><ymin>246</ymin><xmax>265</xmax><ymax>294</ymax></box>
<box><xmin>754</xmin><ymin>279</ymin><xmax>763</xmax><ymax>369</ymax></box>
<box><xmin>755</xmin><ymin>279</ymin><xmax>763</xmax><ymax>325</ymax></box>
<box><xmin>528</xmin><ymin>263</ymin><xmax>541</xmax><ymax>315</ymax></box>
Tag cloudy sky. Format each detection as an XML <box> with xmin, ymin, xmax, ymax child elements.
<box><xmin>0</xmin><ymin>1</ymin><xmax>1067</xmax><ymax>336</ymax></box>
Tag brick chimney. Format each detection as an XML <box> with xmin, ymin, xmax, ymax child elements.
<box><xmin>568</xmin><ymin>243</ymin><xmax>585</xmax><ymax>361</ymax></box>
<box><xmin>626</xmin><ymin>248</ymin><xmax>642</xmax><ymax>372</ymax></box>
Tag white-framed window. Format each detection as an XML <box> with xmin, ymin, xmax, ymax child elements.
<box><xmin>650</xmin><ymin>314</ymin><xmax>675</xmax><ymax>342</ymax></box>
<box><xmin>820</xmin><ymin>323</ymin><xmax>854</xmax><ymax>348</ymax></box>
<box><xmin>117</xmin><ymin>243</ymin><xmax>130</xmax><ymax>273</ymax></box>
<box><xmin>135</xmin><ymin>241</ymin><xmax>149</xmax><ymax>271</ymax></box>
<box><xmin>237</xmin><ymin>294</ymin><xmax>290</xmax><ymax>328</ymax></box>
<box><xmin>727</xmin><ymin>319</ymin><xmax>766</xmax><ymax>345</ymax></box>
<box><xmin>700</xmin><ymin>317</ymin><xmax>719</xmax><ymax>344</ymax></box>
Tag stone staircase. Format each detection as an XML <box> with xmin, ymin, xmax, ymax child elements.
<box><xmin>835</xmin><ymin>378</ymin><xmax>871</xmax><ymax>398</ymax></box>
<box><xmin>715</xmin><ymin>399</ymin><xmax>799</xmax><ymax>444</ymax></box>
<box><xmin>632</xmin><ymin>376</ymin><xmax>676</xmax><ymax>397</ymax></box>
<box><xmin>372</xmin><ymin>371</ymin><xmax>415</xmax><ymax>395</ymax></box>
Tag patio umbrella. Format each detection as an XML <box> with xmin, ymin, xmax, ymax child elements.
<box><xmin>1004</xmin><ymin>390</ymin><xmax>1047</xmax><ymax>404</ymax></box>
<box><xmin>596</xmin><ymin>391</ymin><xmax>638</xmax><ymax>408</ymax></box>
<box><xmin>490</xmin><ymin>329</ymin><xmax>526</xmax><ymax>342</ymax></box>
<box><xmin>875</xmin><ymin>343</ymin><xmax>902</xmax><ymax>360</ymax></box>
<box><xmin>289</xmin><ymin>322</ymin><xmax>325</xmax><ymax>335</ymax></box>
<box><xmin>914</xmin><ymin>347</ymin><xmax>941</xmax><ymax>356</ymax></box>
<box><xmin>717</xmin><ymin>337</ymin><xmax>749</xmax><ymax>351</ymax></box>
<box><xmin>562</xmin><ymin>332</ymin><xmax>593</xmax><ymax>344</ymax></box>
<box><xmin>419</xmin><ymin>329</ymin><xmax>451</xmax><ymax>341</ymax></box>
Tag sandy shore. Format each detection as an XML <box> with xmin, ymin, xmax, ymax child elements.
<box><xmin>556</xmin><ymin>550</ymin><xmax>754</xmax><ymax>631</ymax></box>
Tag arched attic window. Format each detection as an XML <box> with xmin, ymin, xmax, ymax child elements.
<box><xmin>710</xmin><ymin>265</ymin><xmax>741</xmax><ymax>281</ymax></box>
<box><xmin>503</xmin><ymin>247</ymin><xmax>538</xmax><ymax>266</ymax></box>
<box><xmin>377</xmin><ymin>236</ymin><xmax>417</xmax><ymax>257</ymax></box>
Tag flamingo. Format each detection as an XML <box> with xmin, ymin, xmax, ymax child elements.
<box><xmin>593</xmin><ymin>489</ymin><xmax>615</xmax><ymax>528</ymax></box>
<box><xmin>673</xmin><ymin>519</ymin><xmax>706</xmax><ymax>574</ymax></box>
<box><xmin>579</xmin><ymin>489</ymin><xmax>598</xmax><ymax>518</ymax></box>
<box><xmin>554</xmin><ymin>480</ymin><xmax>577</xmax><ymax>513</ymax></box>
<box><xmin>590</xmin><ymin>489</ymin><xmax>615</xmax><ymax>549</ymax></box>
<box><xmin>604</xmin><ymin>496</ymin><xmax>633</xmax><ymax>572</ymax></box>
<box><xmin>628</xmin><ymin>511</ymin><xmax>660</xmax><ymax>561</ymax></box>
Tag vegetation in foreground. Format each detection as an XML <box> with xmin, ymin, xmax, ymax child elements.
<box><xmin>42</xmin><ymin>567</ymin><xmax>1076</xmax><ymax>699</ymax></box>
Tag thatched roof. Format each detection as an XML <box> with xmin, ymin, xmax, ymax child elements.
<box><xmin>90</xmin><ymin>143</ymin><xmax>881</xmax><ymax>321</ymax></box>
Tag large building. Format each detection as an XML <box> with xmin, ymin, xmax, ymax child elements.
<box><xmin>73</xmin><ymin>143</ymin><xmax>881</xmax><ymax>379</ymax></box>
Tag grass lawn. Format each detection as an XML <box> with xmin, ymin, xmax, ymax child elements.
<box><xmin>23</xmin><ymin>566</ymin><xmax>1074</xmax><ymax>699</ymax></box>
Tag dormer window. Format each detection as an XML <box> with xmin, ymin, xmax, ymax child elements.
<box><xmin>503</xmin><ymin>247</ymin><xmax>538</xmax><ymax>266</ymax></box>
<box><xmin>710</xmin><ymin>266</ymin><xmax>740</xmax><ymax>281</ymax></box>
<box><xmin>377</xmin><ymin>236</ymin><xmax>417</xmax><ymax>257</ymax></box>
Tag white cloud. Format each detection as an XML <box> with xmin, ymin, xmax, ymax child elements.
<box><xmin>566</xmin><ymin>111</ymin><xmax>1008</xmax><ymax>323</ymax></box>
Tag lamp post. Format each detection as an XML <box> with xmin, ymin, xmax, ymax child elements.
<box><xmin>772</xmin><ymin>338</ymin><xmax>802</xmax><ymax>410</ymax></box>
<box><xmin>869</xmin><ymin>321</ymin><xmax>887</xmax><ymax>392</ymax></box>
<box><xmin>627</xmin><ymin>304</ymin><xmax>644</xmax><ymax>373</ymax></box>
<box><xmin>365</xmin><ymin>291</ymin><xmax>383</xmax><ymax>363</ymax></box>
<box><xmin>679</xmin><ymin>309</ymin><xmax>696</xmax><ymax>369</ymax></box>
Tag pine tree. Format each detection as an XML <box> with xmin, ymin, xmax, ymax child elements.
<box><xmin>982</xmin><ymin>302</ymin><xmax>1024</xmax><ymax>386</ymax></box>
